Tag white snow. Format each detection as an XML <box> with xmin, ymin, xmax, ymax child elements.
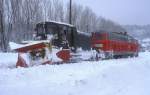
<box><xmin>77</xmin><ymin>30</ymin><xmax>91</xmax><ymax>36</ymax></box>
<box><xmin>39</xmin><ymin>21</ymin><xmax>74</xmax><ymax>27</ymax></box>
<box><xmin>9</xmin><ymin>42</ymin><xmax>24</xmax><ymax>50</ymax></box>
<box><xmin>0</xmin><ymin>53</ymin><xmax>17</xmax><ymax>68</ymax></box>
<box><xmin>50</xmin><ymin>20</ymin><xmax>74</xmax><ymax>27</ymax></box>
<box><xmin>22</xmin><ymin>40</ymin><xmax>50</xmax><ymax>44</ymax></box>
<box><xmin>0</xmin><ymin>52</ymin><xmax>150</xmax><ymax>95</ymax></box>
<box><xmin>51</xmin><ymin>48</ymin><xmax>62</xmax><ymax>62</ymax></box>
<box><xmin>142</xmin><ymin>38</ymin><xmax>150</xmax><ymax>42</ymax></box>
<box><xmin>140</xmin><ymin>38</ymin><xmax>150</xmax><ymax>51</ymax></box>
<box><xmin>9</xmin><ymin>41</ymin><xmax>51</xmax><ymax>51</ymax></box>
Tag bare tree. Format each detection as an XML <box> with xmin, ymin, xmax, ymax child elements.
<box><xmin>52</xmin><ymin>0</ymin><xmax>64</xmax><ymax>21</ymax></box>
<box><xmin>0</xmin><ymin>0</ymin><xmax>7</xmax><ymax>52</ymax></box>
<box><xmin>71</xmin><ymin>3</ymin><xmax>83</xmax><ymax>26</ymax></box>
<box><xmin>47</xmin><ymin>0</ymin><xmax>54</xmax><ymax>20</ymax></box>
<box><xmin>79</xmin><ymin>7</ymin><xmax>94</xmax><ymax>32</ymax></box>
<box><xmin>22</xmin><ymin>0</ymin><xmax>41</xmax><ymax>40</ymax></box>
<box><xmin>10</xmin><ymin>0</ymin><xmax>23</xmax><ymax>42</ymax></box>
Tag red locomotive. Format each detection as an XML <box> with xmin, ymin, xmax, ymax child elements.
<box><xmin>91</xmin><ymin>31</ymin><xmax>139</xmax><ymax>59</ymax></box>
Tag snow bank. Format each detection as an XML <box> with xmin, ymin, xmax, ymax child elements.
<box><xmin>142</xmin><ymin>38</ymin><xmax>150</xmax><ymax>42</ymax></box>
<box><xmin>0</xmin><ymin>52</ymin><xmax>150</xmax><ymax>95</ymax></box>
<box><xmin>9</xmin><ymin>42</ymin><xmax>23</xmax><ymax>50</ymax></box>
<box><xmin>0</xmin><ymin>53</ymin><xmax>17</xmax><ymax>68</ymax></box>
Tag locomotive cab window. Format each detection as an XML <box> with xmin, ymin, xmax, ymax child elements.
<box><xmin>92</xmin><ymin>33</ymin><xmax>107</xmax><ymax>40</ymax></box>
<box><xmin>37</xmin><ymin>26</ymin><xmax>46</xmax><ymax>35</ymax></box>
<box><xmin>109</xmin><ymin>32</ymin><xmax>128</xmax><ymax>41</ymax></box>
<box><xmin>36</xmin><ymin>26</ymin><xmax>47</xmax><ymax>40</ymax></box>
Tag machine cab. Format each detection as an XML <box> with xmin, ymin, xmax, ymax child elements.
<box><xmin>34</xmin><ymin>21</ymin><xmax>77</xmax><ymax>50</ymax></box>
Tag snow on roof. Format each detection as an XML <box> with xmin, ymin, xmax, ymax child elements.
<box><xmin>38</xmin><ymin>20</ymin><xmax>74</xmax><ymax>27</ymax></box>
<box><xmin>9</xmin><ymin>42</ymin><xmax>24</xmax><ymax>50</ymax></box>
<box><xmin>9</xmin><ymin>41</ymin><xmax>48</xmax><ymax>51</ymax></box>
<box><xmin>77</xmin><ymin>31</ymin><xmax>91</xmax><ymax>37</ymax></box>
<box><xmin>22</xmin><ymin>40</ymin><xmax>50</xmax><ymax>44</ymax></box>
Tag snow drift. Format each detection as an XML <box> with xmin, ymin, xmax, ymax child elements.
<box><xmin>0</xmin><ymin>52</ymin><xmax>150</xmax><ymax>95</ymax></box>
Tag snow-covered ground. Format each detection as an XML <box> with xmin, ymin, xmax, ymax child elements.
<box><xmin>0</xmin><ymin>52</ymin><xmax>150</xmax><ymax>95</ymax></box>
<box><xmin>0</xmin><ymin>53</ymin><xmax>17</xmax><ymax>68</ymax></box>
<box><xmin>140</xmin><ymin>38</ymin><xmax>150</xmax><ymax>51</ymax></box>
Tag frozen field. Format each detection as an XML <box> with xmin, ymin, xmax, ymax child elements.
<box><xmin>0</xmin><ymin>52</ymin><xmax>150</xmax><ymax>95</ymax></box>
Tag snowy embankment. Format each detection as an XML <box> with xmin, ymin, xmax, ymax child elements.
<box><xmin>0</xmin><ymin>52</ymin><xmax>150</xmax><ymax>95</ymax></box>
<box><xmin>0</xmin><ymin>53</ymin><xmax>17</xmax><ymax>68</ymax></box>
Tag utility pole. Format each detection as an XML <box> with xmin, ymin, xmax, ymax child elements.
<box><xmin>69</xmin><ymin>0</ymin><xmax>72</xmax><ymax>24</ymax></box>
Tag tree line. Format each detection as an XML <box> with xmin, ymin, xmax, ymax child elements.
<box><xmin>0</xmin><ymin>0</ymin><xmax>126</xmax><ymax>52</ymax></box>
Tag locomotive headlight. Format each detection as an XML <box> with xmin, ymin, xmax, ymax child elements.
<box><xmin>94</xmin><ymin>44</ymin><xmax>103</xmax><ymax>47</ymax></box>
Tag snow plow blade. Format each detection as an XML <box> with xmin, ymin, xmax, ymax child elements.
<box><xmin>16</xmin><ymin>54</ymin><xmax>28</xmax><ymax>68</ymax></box>
<box><xmin>56</xmin><ymin>49</ymin><xmax>71</xmax><ymax>62</ymax></box>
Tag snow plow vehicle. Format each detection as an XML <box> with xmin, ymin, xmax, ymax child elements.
<box><xmin>10</xmin><ymin>21</ymin><xmax>77</xmax><ymax>67</ymax></box>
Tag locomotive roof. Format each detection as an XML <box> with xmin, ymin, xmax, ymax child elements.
<box><xmin>93</xmin><ymin>31</ymin><xmax>128</xmax><ymax>35</ymax></box>
<box><xmin>93</xmin><ymin>31</ymin><xmax>138</xmax><ymax>41</ymax></box>
<box><xmin>36</xmin><ymin>21</ymin><xmax>75</xmax><ymax>28</ymax></box>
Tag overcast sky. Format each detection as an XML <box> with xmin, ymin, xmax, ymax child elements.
<box><xmin>65</xmin><ymin>0</ymin><xmax>150</xmax><ymax>25</ymax></box>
